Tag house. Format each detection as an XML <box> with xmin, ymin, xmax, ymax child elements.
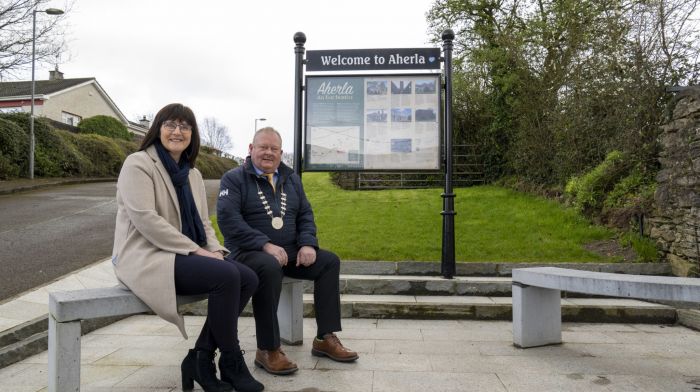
<box><xmin>0</xmin><ymin>70</ymin><xmax>148</xmax><ymax>136</ymax></box>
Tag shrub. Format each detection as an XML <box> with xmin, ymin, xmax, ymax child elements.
<box><xmin>113</xmin><ymin>139</ymin><xmax>139</xmax><ymax>157</ymax></box>
<box><xmin>197</xmin><ymin>152</ymin><xmax>237</xmax><ymax>179</ymax></box>
<box><xmin>604</xmin><ymin>168</ymin><xmax>655</xmax><ymax>210</ymax></box>
<box><xmin>61</xmin><ymin>132</ymin><xmax>126</xmax><ymax>177</ymax></box>
<box><xmin>40</xmin><ymin>130</ymin><xmax>94</xmax><ymax>177</ymax></box>
<box><xmin>77</xmin><ymin>115</ymin><xmax>132</xmax><ymax>140</ymax></box>
<box><xmin>565</xmin><ymin>150</ymin><xmax>629</xmax><ymax>215</ymax></box>
<box><xmin>0</xmin><ymin>118</ymin><xmax>28</xmax><ymax>178</ymax></box>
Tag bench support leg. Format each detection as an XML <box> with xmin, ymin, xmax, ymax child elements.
<box><xmin>278</xmin><ymin>279</ymin><xmax>303</xmax><ymax>345</ymax></box>
<box><xmin>48</xmin><ymin>315</ymin><xmax>81</xmax><ymax>392</ymax></box>
<box><xmin>512</xmin><ymin>284</ymin><xmax>561</xmax><ymax>348</ymax></box>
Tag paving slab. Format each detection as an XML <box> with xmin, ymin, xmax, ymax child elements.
<box><xmin>372</xmin><ymin>370</ymin><xmax>506</xmax><ymax>392</ymax></box>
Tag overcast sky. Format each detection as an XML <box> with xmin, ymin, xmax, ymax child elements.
<box><xmin>34</xmin><ymin>0</ymin><xmax>438</xmax><ymax>158</ymax></box>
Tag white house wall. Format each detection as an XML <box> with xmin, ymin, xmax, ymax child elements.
<box><xmin>41</xmin><ymin>83</ymin><xmax>122</xmax><ymax>123</ymax></box>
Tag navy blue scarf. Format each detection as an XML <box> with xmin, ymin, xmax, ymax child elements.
<box><xmin>155</xmin><ymin>142</ymin><xmax>207</xmax><ymax>247</ymax></box>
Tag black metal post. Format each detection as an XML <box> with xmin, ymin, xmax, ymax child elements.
<box><xmin>441</xmin><ymin>29</ymin><xmax>456</xmax><ymax>279</ymax></box>
<box><xmin>293</xmin><ymin>32</ymin><xmax>306</xmax><ymax>177</ymax></box>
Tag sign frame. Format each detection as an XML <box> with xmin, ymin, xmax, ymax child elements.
<box><xmin>303</xmin><ymin>73</ymin><xmax>443</xmax><ymax>172</ymax></box>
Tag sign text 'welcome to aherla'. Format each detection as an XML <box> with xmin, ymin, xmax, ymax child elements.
<box><xmin>306</xmin><ymin>48</ymin><xmax>441</xmax><ymax>71</ymax></box>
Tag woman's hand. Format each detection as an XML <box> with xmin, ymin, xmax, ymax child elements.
<box><xmin>192</xmin><ymin>247</ymin><xmax>224</xmax><ymax>260</ymax></box>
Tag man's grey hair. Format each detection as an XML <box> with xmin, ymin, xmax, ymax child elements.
<box><xmin>253</xmin><ymin>127</ymin><xmax>283</xmax><ymax>145</ymax></box>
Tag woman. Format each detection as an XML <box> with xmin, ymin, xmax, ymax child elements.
<box><xmin>112</xmin><ymin>103</ymin><xmax>263</xmax><ymax>392</ymax></box>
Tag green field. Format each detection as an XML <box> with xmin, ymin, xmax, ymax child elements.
<box><xmin>212</xmin><ymin>172</ymin><xmax>616</xmax><ymax>262</ymax></box>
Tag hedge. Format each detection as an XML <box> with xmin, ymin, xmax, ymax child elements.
<box><xmin>0</xmin><ymin>113</ymin><xmax>236</xmax><ymax>179</ymax></box>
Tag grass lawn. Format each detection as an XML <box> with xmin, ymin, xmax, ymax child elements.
<box><xmin>212</xmin><ymin>172</ymin><xmax>617</xmax><ymax>262</ymax></box>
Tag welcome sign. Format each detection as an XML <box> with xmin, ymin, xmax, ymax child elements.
<box><xmin>306</xmin><ymin>48</ymin><xmax>441</xmax><ymax>71</ymax></box>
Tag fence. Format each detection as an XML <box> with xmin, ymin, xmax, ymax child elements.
<box><xmin>332</xmin><ymin>144</ymin><xmax>485</xmax><ymax>190</ymax></box>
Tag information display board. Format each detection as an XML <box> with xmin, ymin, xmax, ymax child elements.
<box><xmin>304</xmin><ymin>74</ymin><xmax>441</xmax><ymax>171</ymax></box>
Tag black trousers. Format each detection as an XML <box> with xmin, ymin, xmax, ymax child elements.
<box><xmin>237</xmin><ymin>248</ymin><xmax>342</xmax><ymax>350</ymax></box>
<box><xmin>174</xmin><ymin>254</ymin><xmax>258</xmax><ymax>352</ymax></box>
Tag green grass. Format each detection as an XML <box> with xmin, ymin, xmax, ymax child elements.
<box><xmin>620</xmin><ymin>231</ymin><xmax>659</xmax><ymax>263</ymax></box>
<box><xmin>211</xmin><ymin>172</ymin><xmax>616</xmax><ymax>262</ymax></box>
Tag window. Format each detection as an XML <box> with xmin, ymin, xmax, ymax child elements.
<box><xmin>0</xmin><ymin>107</ymin><xmax>22</xmax><ymax>113</ymax></box>
<box><xmin>62</xmin><ymin>111</ymin><xmax>82</xmax><ymax>126</ymax></box>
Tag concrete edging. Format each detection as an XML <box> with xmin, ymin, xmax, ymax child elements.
<box><xmin>0</xmin><ymin>178</ymin><xmax>116</xmax><ymax>195</ymax></box>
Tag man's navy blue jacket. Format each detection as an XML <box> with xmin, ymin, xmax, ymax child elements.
<box><xmin>216</xmin><ymin>157</ymin><xmax>319</xmax><ymax>259</ymax></box>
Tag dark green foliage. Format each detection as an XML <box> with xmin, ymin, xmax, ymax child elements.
<box><xmin>77</xmin><ymin>115</ymin><xmax>132</xmax><ymax>141</ymax></box>
<box><xmin>113</xmin><ymin>139</ymin><xmax>139</xmax><ymax>157</ymax></box>
<box><xmin>0</xmin><ymin>117</ymin><xmax>28</xmax><ymax>178</ymax></box>
<box><xmin>197</xmin><ymin>153</ymin><xmax>237</xmax><ymax>179</ymax></box>
<box><xmin>0</xmin><ymin>113</ymin><xmax>90</xmax><ymax>177</ymax></box>
<box><xmin>0</xmin><ymin>113</ymin><xmax>236</xmax><ymax>180</ymax></box>
<box><xmin>58</xmin><ymin>132</ymin><xmax>126</xmax><ymax>177</ymax></box>
<box><xmin>426</xmin><ymin>0</ymin><xmax>697</xmax><ymax>226</ymax></box>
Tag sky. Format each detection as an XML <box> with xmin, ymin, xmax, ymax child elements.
<box><xmin>34</xmin><ymin>0</ymin><xmax>439</xmax><ymax>158</ymax></box>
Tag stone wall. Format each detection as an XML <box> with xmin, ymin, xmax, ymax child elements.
<box><xmin>649</xmin><ymin>87</ymin><xmax>700</xmax><ymax>276</ymax></box>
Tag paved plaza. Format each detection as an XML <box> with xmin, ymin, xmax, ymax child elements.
<box><xmin>0</xmin><ymin>258</ymin><xmax>699</xmax><ymax>391</ymax></box>
<box><xmin>1</xmin><ymin>314</ymin><xmax>699</xmax><ymax>391</ymax></box>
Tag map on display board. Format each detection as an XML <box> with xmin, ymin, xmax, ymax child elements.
<box><xmin>304</xmin><ymin>74</ymin><xmax>441</xmax><ymax>171</ymax></box>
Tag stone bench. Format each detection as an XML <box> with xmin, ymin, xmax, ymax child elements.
<box><xmin>48</xmin><ymin>277</ymin><xmax>303</xmax><ymax>392</ymax></box>
<box><xmin>511</xmin><ymin>267</ymin><xmax>700</xmax><ymax>348</ymax></box>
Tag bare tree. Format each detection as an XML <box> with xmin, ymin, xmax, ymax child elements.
<box><xmin>0</xmin><ymin>0</ymin><xmax>71</xmax><ymax>80</ymax></box>
<box><xmin>200</xmin><ymin>117</ymin><xmax>233</xmax><ymax>153</ymax></box>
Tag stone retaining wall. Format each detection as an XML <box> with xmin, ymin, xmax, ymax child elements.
<box><xmin>649</xmin><ymin>86</ymin><xmax>700</xmax><ymax>276</ymax></box>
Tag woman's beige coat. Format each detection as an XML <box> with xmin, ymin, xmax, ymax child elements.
<box><xmin>112</xmin><ymin>145</ymin><xmax>228</xmax><ymax>338</ymax></box>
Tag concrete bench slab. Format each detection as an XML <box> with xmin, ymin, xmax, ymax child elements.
<box><xmin>48</xmin><ymin>277</ymin><xmax>302</xmax><ymax>392</ymax></box>
<box><xmin>511</xmin><ymin>267</ymin><xmax>700</xmax><ymax>348</ymax></box>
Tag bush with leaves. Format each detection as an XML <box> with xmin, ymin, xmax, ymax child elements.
<box><xmin>77</xmin><ymin>115</ymin><xmax>132</xmax><ymax>141</ymax></box>
<box><xmin>565</xmin><ymin>151</ymin><xmax>629</xmax><ymax>215</ymax></box>
<box><xmin>0</xmin><ymin>117</ymin><xmax>28</xmax><ymax>178</ymax></box>
<box><xmin>197</xmin><ymin>153</ymin><xmax>237</xmax><ymax>179</ymax></box>
<box><xmin>61</xmin><ymin>132</ymin><xmax>127</xmax><ymax>176</ymax></box>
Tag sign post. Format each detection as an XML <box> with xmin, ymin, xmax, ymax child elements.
<box><xmin>293</xmin><ymin>32</ymin><xmax>306</xmax><ymax>177</ymax></box>
<box><xmin>440</xmin><ymin>29</ymin><xmax>456</xmax><ymax>279</ymax></box>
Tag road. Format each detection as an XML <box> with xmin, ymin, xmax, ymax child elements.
<box><xmin>0</xmin><ymin>179</ymin><xmax>221</xmax><ymax>301</ymax></box>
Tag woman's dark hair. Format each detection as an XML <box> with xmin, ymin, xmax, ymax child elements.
<box><xmin>140</xmin><ymin>103</ymin><xmax>200</xmax><ymax>167</ymax></box>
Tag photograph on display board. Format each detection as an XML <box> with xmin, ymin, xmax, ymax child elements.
<box><xmin>415</xmin><ymin>79</ymin><xmax>437</xmax><ymax>94</ymax></box>
<box><xmin>391</xmin><ymin>108</ymin><xmax>412</xmax><ymax>122</ymax></box>
<box><xmin>391</xmin><ymin>138</ymin><xmax>412</xmax><ymax>153</ymax></box>
<box><xmin>366</xmin><ymin>109</ymin><xmax>388</xmax><ymax>122</ymax></box>
<box><xmin>415</xmin><ymin>108</ymin><xmax>437</xmax><ymax>122</ymax></box>
<box><xmin>391</xmin><ymin>80</ymin><xmax>412</xmax><ymax>94</ymax></box>
<box><xmin>366</xmin><ymin>81</ymin><xmax>388</xmax><ymax>95</ymax></box>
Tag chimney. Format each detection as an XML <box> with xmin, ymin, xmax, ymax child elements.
<box><xmin>49</xmin><ymin>69</ymin><xmax>64</xmax><ymax>80</ymax></box>
<box><xmin>139</xmin><ymin>116</ymin><xmax>150</xmax><ymax>128</ymax></box>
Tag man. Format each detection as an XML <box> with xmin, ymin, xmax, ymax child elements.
<box><xmin>217</xmin><ymin>127</ymin><xmax>358</xmax><ymax>375</ymax></box>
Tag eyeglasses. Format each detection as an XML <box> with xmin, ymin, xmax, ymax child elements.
<box><xmin>162</xmin><ymin>120</ymin><xmax>192</xmax><ymax>133</ymax></box>
<box><xmin>254</xmin><ymin>144</ymin><xmax>281</xmax><ymax>153</ymax></box>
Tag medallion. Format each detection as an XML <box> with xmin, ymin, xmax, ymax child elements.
<box><xmin>256</xmin><ymin>179</ymin><xmax>287</xmax><ymax>231</ymax></box>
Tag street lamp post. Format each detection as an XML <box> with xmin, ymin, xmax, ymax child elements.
<box><xmin>254</xmin><ymin>117</ymin><xmax>266</xmax><ymax>133</ymax></box>
<box><xmin>29</xmin><ymin>7</ymin><xmax>64</xmax><ymax>179</ymax></box>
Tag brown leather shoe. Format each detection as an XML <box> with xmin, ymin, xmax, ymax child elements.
<box><xmin>254</xmin><ymin>348</ymin><xmax>298</xmax><ymax>375</ymax></box>
<box><xmin>311</xmin><ymin>333</ymin><xmax>359</xmax><ymax>362</ymax></box>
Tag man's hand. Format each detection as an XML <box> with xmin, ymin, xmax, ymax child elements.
<box><xmin>296</xmin><ymin>246</ymin><xmax>316</xmax><ymax>267</ymax></box>
<box><xmin>192</xmin><ymin>247</ymin><xmax>224</xmax><ymax>260</ymax></box>
<box><xmin>263</xmin><ymin>242</ymin><xmax>288</xmax><ymax>266</ymax></box>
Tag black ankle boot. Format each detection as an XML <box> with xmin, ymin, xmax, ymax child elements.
<box><xmin>181</xmin><ymin>349</ymin><xmax>233</xmax><ymax>392</ymax></box>
<box><xmin>219</xmin><ymin>350</ymin><xmax>265</xmax><ymax>392</ymax></box>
